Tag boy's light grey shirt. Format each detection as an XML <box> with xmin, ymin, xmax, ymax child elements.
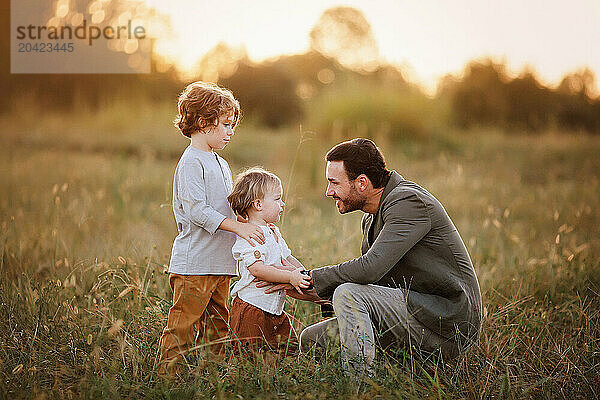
<box><xmin>169</xmin><ymin>146</ymin><xmax>237</xmax><ymax>275</ymax></box>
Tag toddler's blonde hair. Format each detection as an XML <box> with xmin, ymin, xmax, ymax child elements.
<box><xmin>228</xmin><ymin>167</ymin><xmax>282</xmax><ymax>218</ymax></box>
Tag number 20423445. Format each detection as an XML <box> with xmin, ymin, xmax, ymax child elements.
<box><xmin>18</xmin><ymin>42</ymin><xmax>74</xmax><ymax>53</ymax></box>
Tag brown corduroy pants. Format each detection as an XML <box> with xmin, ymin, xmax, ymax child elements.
<box><xmin>158</xmin><ymin>274</ymin><xmax>231</xmax><ymax>370</ymax></box>
<box><xmin>229</xmin><ymin>296</ymin><xmax>297</xmax><ymax>354</ymax></box>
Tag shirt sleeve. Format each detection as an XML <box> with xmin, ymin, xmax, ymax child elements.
<box><xmin>178</xmin><ymin>161</ymin><xmax>227</xmax><ymax>234</ymax></box>
<box><xmin>312</xmin><ymin>191</ymin><xmax>431</xmax><ymax>298</ymax></box>
<box><xmin>232</xmin><ymin>238</ymin><xmax>267</xmax><ymax>270</ymax></box>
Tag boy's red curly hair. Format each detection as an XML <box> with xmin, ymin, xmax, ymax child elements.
<box><xmin>174</xmin><ymin>81</ymin><xmax>240</xmax><ymax>138</ymax></box>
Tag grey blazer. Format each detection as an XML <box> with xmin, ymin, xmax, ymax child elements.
<box><xmin>312</xmin><ymin>171</ymin><xmax>482</xmax><ymax>342</ymax></box>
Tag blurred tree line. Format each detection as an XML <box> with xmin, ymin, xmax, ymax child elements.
<box><xmin>439</xmin><ymin>61</ymin><xmax>600</xmax><ymax>133</ymax></box>
<box><xmin>2</xmin><ymin>1</ymin><xmax>599</xmax><ymax>135</ymax></box>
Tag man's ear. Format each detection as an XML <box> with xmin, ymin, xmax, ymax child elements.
<box><xmin>355</xmin><ymin>174</ymin><xmax>370</xmax><ymax>192</ymax></box>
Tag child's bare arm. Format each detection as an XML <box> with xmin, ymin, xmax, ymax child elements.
<box><xmin>248</xmin><ymin>261</ymin><xmax>310</xmax><ymax>293</ymax></box>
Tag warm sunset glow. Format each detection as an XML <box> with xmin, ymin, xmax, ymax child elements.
<box><xmin>143</xmin><ymin>0</ymin><xmax>599</xmax><ymax>94</ymax></box>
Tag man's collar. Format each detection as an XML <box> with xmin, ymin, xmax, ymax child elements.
<box><xmin>372</xmin><ymin>171</ymin><xmax>403</xmax><ymax>215</ymax></box>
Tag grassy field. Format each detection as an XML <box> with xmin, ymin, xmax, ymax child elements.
<box><xmin>1</xmin><ymin>104</ymin><xmax>599</xmax><ymax>399</ymax></box>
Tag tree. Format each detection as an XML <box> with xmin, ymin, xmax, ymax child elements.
<box><xmin>309</xmin><ymin>7</ymin><xmax>380</xmax><ymax>72</ymax></box>
<box><xmin>558</xmin><ymin>68</ymin><xmax>597</xmax><ymax>98</ymax></box>
<box><xmin>220</xmin><ymin>62</ymin><xmax>303</xmax><ymax>128</ymax></box>
<box><xmin>195</xmin><ymin>43</ymin><xmax>247</xmax><ymax>82</ymax></box>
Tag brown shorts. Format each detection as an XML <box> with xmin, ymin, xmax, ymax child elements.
<box><xmin>229</xmin><ymin>297</ymin><xmax>298</xmax><ymax>353</ymax></box>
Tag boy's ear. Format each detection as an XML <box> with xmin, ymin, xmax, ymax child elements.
<box><xmin>253</xmin><ymin>199</ymin><xmax>262</xmax><ymax>211</ymax></box>
<box><xmin>197</xmin><ymin>117</ymin><xmax>210</xmax><ymax>131</ymax></box>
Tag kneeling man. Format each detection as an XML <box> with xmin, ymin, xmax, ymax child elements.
<box><xmin>300</xmin><ymin>138</ymin><xmax>482</xmax><ymax>376</ymax></box>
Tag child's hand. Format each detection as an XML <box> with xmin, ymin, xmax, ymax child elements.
<box><xmin>236</xmin><ymin>222</ymin><xmax>265</xmax><ymax>246</ymax></box>
<box><xmin>288</xmin><ymin>267</ymin><xmax>311</xmax><ymax>294</ymax></box>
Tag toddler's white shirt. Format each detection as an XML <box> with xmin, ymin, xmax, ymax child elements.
<box><xmin>231</xmin><ymin>224</ymin><xmax>292</xmax><ymax>315</ymax></box>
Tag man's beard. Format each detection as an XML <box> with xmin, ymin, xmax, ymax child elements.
<box><xmin>335</xmin><ymin>189</ymin><xmax>366</xmax><ymax>214</ymax></box>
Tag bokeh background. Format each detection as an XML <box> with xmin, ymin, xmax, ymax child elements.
<box><xmin>1</xmin><ymin>1</ymin><xmax>599</xmax><ymax>398</ymax></box>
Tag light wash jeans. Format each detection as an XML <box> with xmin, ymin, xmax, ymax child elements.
<box><xmin>299</xmin><ymin>283</ymin><xmax>460</xmax><ymax>377</ymax></box>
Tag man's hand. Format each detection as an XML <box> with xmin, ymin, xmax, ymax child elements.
<box><xmin>287</xmin><ymin>286</ymin><xmax>324</xmax><ymax>302</ymax></box>
<box><xmin>255</xmin><ymin>280</ymin><xmax>292</xmax><ymax>293</ymax></box>
<box><xmin>281</xmin><ymin>257</ymin><xmax>295</xmax><ymax>268</ymax></box>
<box><xmin>255</xmin><ymin>279</ymin><xmax>323</xmax><ymax>302</ymax></box>
<box><xmin>272</xmin><ymin>257</ymin><xmax>296</xmax><ymax>271</ymax></box>
<box><xmin>234</xmin><ymin>221</ymin><xmax>265</xmax><ymax>246</ymax></box>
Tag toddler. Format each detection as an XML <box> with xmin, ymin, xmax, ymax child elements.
<box><xmin>227</xmin><ymin>167</ymin><xmax>311</xmax><ymax>352</ymax></box>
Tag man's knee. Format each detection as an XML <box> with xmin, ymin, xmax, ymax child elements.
<box><xmin>299</xmin><ymin>318</ymin><xmax>339</xmax><ymax>352</ymax></box>
<box><xmin>332</xmin><ymin>283</ymin><xmax>366</xmax><ymax>313</ymax></box>
<box><xmin>299</xmin><ymin>327</ymin><xmax>312</xmax><ymax>351</ymax></box>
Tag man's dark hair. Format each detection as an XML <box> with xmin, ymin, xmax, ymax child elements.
<box><xmin>326</xmin><ymin>138</ymin><xmax>391</xmax><ymax>188</ymax></box>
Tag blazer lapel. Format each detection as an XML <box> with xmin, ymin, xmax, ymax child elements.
<box><xmin>361</xmin><ymin>214</ymin><xmax>373</xmax><ymax>254</ymax></box>
<box><xmin>366</xmin><ymin>171</ymin><xmax>404</xmax><ymax>246</ymax></box>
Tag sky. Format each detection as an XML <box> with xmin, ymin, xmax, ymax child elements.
<box><xmin>144</xmin><ymin>0</ymin><xmax>600</xmax><ymax>94</ymax></box>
